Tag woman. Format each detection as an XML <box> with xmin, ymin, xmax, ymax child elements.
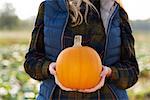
<box><xmin>24</xmin><ymin>0</ymin><xmax>139</xmax><ymax>99</ymax></box>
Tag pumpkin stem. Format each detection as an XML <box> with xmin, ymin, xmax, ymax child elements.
<box><xmin>73</xmin><ymin>35</ymin><xmax>82</xmax><ymax>47</ymax></box>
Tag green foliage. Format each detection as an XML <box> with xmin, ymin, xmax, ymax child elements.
<box><xmin>0</xmin><ymin>3</ymin><xmax>20</xmax><ymax>30</ymax></box>
<box><xmin>127</xmin><ymin>33</ymin><xmax>150</xmax><ymax>100</ymax></box>
<box><xmin>0</xmin><ymin>14</ymin><xmax>19</xmax><ymax>30</ymax></box>
<box><xmin>0</xmin><ymin>44</ymin><xmax>40</xmax><ymax>100</ymax></box>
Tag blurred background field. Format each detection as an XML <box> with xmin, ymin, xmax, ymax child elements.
<box><xmin>1</xmin><ymin>30</ymin><xmax>150</xmax><ymax>100</ymax></box>
<box><xmin>0</xmin><ymin>1</ymin><xmax>150</xmax><ymax>100</ymax></box>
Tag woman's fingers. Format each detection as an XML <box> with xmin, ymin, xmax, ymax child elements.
<box><xmin>78</xmin><ymin>75</ymin><xmax>106</xmax><ymax>93</ymax></box>
<box><xmin>51</xmin><ymin>68</ymin><xmax>56</xmax><ymax>75</ymax></box>
<box><xmin>49</xmin><ymin>62</ymin><xmax>56</xmax><ymax>75</ymax></box>
<box><xmin>100</xmin><ymin>66</ymin><xmax>108</xmax><ymax>77</ymax></box>
<box><xmin>49</xmin><ymin>62</ymin><xmax>75</xmax><ymax>91</ymax></box>
<box><xmin>51</xmin><ymin>64</ymin><xmax>110</xmax><ymax>92</ymax></box>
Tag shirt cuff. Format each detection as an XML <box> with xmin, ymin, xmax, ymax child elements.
<box><xmin>42</xmin><ymin>60</ymin><xmax>51</xmax><ymax>78</ymax></box>
<box><xmin>109</xmin><ymin>67</ymin><xmax>119</xmax><ymax>81</ymax></box>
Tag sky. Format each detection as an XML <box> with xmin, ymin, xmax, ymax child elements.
<box><xmin>0</xmin><ymin>0</ymin><xmax>150</xmax><ymax>20</ymax></box>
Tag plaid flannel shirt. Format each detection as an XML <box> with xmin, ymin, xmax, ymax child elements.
<box><xmin>24</xmin><ymin>1</ymin><xmax>139</xmax><ymax>98</ymax></box>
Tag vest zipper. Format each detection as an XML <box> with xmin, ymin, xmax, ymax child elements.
<box><xmin>103</xmin><ymin>4</ymin><xmax>119</xmax><ymax>63</ymax></box>
<box><xmin>50</xmin><ymin>1</ymin><xmax>69</xmax><ymax>99</ymax></box>
<box><xmin>107</xmin><ymin>84</ymin><xmax>118</xmax><ymax>99</ymax></box>
<box><xmin>61</xmin><ymin>0</ymin><xmax>69</xmax><ymax>50</ymax></box>
<box><xmin>50</xmin><ymin>85</ymin><xmax>56</xmax><ymax>100</ymax></box>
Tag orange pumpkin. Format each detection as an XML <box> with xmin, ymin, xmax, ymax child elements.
<box><xmin>56</xmin><ymin>35</ymin><xmax>102</xmax><ymax>89</ymax></box>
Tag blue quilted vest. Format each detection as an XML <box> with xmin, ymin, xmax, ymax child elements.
<box><xmin>37</xmin><ymin>0</ymin><xmax>128</xmax><ymax>100</ymax></box>
<box><xmin>103</xmin><ymin>5</ymin><xmax>121</xmax><ymax>66</ymax></box>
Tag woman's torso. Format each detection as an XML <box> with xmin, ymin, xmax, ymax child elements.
<box><xmin>37</xmin><ymin>0</ymin><xmax>128</xmax><ymax>99</ymax></box>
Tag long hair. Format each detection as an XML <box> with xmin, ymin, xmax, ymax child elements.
<box><xmin>68</xmin><ymin>0</ymin><xmax>123</xmax><ymax>26</ymax></box>
<box><xmin>116</xmin><ymin>0</ymin><xmax>123</xmax><ymax>7</ymax></box>
<box><xmin>68</xmin><ymin>0</ymin><xmax>99</xmax><ymax>26</ymax></box>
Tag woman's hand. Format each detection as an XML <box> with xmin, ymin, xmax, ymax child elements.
<box><xmin>49</xmin><ymin>62</ymin><xmax>75</xmax><ymax>91</ymax></box>
<box><xmin>78</xmin><ymin>65</ymin><xmax>112</xmax><ymax>93</ymax></box>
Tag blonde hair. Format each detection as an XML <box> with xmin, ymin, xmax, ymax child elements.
<box><xmin>68</xmin><ymin>0</ymin><xmax>99</xmax><ymax>26</ymax></box>
<box><xmin>116</xmin><ymin>0</ymin><xmax>123</xmax><ymax>7</ymax></box>
<box><xmin>68</xmin><ymin>0</ymin><xmax>123</xmax><ymax>26</ymax></box>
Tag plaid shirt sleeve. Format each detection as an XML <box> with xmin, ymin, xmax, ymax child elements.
<box><xmin>24</xmin><ymin>1</ymin><xmax>53</xmax><ymax>81</ymax></box>
<box><xmin>108</xmin><ymin>7</ymin><xmax>139</xmax><ymax>89</ymax></box>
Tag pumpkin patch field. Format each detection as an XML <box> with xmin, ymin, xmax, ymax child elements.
<box><xmin>0</xmin><ymin>31</ymin><xmax>150</xmax><ymax>100</ymax></box>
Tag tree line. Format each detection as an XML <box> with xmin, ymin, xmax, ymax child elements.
<box><xmin>0</xmin><ymin>3</ymin><xmax>150</xmax><ymax>32</ymax></box>
<box><xmin>130</xmin><ymin>19</ymin><xmax>150</xmax><ymax>32</ymax></box>
<box><xmin>0</xmin><ymin>3</ymin><xmax>34</xmax><ymax>31</ymax></box>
